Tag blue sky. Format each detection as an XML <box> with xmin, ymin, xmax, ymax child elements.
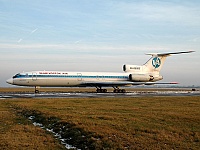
<box><xmin>0</xmin><ymin>0</ymin><xmax>200</xmax><ymax>87</ymax></box>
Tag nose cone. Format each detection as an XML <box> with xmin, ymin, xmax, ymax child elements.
<box><xmin>6</xmin><ymin>78</ymin><xmax>13</xmax><ymax>84</ymax></box>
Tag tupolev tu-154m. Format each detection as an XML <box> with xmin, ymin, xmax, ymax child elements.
<box><xmin>6</xmin><ymin>51</ymin><xmax>194</xmax><ymax>93</ymax></box>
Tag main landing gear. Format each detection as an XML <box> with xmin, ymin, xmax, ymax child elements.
<box><xmin>95</xmin><ymin>87</ymin><xmax>126</xmax><ymax>93</ymax></box>
<box><xmin>96</xmin><ymin>88</ymin><xmax>107</xmax><ymax>93</ymax></box>
<box><xmin>113</xmin><ymin>89</ymin><xmax>126</xmax><ymax>93</ymax></box>
<box><xmin>113</xmin><ymin>87</ymin><xmax>126</xmax><ymax>93</ymax></box>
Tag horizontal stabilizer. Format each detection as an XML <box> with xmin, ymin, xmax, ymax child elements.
<box><xmin>144</xmin><ymin>82</ymin><xmax>179</xmax><ymax>85</ymax></box>
<box><xmin>146</xmin><ymin>51</ymin><xmax>195</xmax><ymax>57</ymax></box>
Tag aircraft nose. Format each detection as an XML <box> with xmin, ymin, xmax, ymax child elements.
<box><xmin>6</xmin><ymin>78</ymin><xmax>13</xmax><ymax>84</ymax></box>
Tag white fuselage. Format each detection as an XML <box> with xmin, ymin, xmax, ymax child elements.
<box><xmin>8</xmin><ymin>71</ymin><xmax>130</xmax><ymax>87</ymax></box>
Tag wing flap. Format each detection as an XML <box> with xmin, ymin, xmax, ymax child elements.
<box><xmin>81</xmin><ymin>81</ymin><xmax>178</xmax><ymax>87</ymax></box>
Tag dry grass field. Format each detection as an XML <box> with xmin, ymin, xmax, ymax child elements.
<box><xmin>0</xmin><ymin>93</ymin><xmax>199</xmax><ymax>149</ymax></box>
<box><xmin>0</xmin><ymin>101</ymin><xmax>65</xmax><ymax>149</ymax></box>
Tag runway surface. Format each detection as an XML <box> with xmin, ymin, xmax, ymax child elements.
<box><xmin>1</xmin><ymin>90</ymin><xmax>200</xmax><ymax>99</ymax></box>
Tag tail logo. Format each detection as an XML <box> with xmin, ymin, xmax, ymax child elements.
<box><xmin>152</xmin><ymin>57</ymin><xmax>161</xmax><ymax>68</ymax></box>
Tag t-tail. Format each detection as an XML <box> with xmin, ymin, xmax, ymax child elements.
<box><xmin>123</xmin><ymin>51</ymin><xmax>194</xmax><ymax>82</ymax></box>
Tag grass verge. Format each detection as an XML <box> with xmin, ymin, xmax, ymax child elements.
<box><xmin>1</xmin><ymin>96</ymin><xmax>200</xmax><ymax>149</ymax></box>
<box><xmin>0</xmin><ymin>101</ymin><xmax>65</xmax><ymax>150</ymax></box>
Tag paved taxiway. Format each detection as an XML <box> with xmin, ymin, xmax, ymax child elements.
<box><xmin>1</xmin><ymin>90</ymin><xmax>200</xmax><ymax>99</ymax></box>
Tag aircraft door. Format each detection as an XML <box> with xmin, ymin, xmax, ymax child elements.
<box><xmin>77</xmin><ymin>73</ymin><xmax>82</xmax><ymax>81</ymax></box>
<box><xmin>32</xmin><ymin>73</ymin><xmax>37</xmax><ymax>81</ymax></box>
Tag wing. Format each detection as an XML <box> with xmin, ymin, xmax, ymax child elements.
<box><xmin>81</xmin><ymin>81</ymin><xmax>134</xmax><ymax>87</ymax></box>
<box><xmin>80</xmin><ymin>81</ymin><xmax>178</xmax><ymax>87</ymax></box>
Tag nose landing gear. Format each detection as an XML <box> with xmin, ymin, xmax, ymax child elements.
<box><xmin>34</xmin><ymin>86</ymin><xmax>40</xmax><ymax>93</ymax></box>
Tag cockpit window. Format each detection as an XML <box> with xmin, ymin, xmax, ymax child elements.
<box><xmin>13</xmin><ymin>73</ymin><xmax>20</xmax><ymax>78</ymax></box>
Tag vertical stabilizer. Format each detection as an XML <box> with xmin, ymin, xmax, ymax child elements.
<box><xmin>143</xmin><ymin>55</ymin><xmax>167</xmax><ymax>73</ymax></box>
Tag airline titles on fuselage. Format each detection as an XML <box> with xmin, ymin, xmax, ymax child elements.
<box><xmin>130</xmin><ymin>67</ymin><xmax>140</xmax><ymax>70</ymax></box>
<box><xmin>39</xmin><ymin>72</ymin><xmax>68</xmax><ymax>75</ymax></box>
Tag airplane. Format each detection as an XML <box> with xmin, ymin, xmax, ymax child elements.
<box><xmin>6</xmin><ymin>51</ymin><xmax>194</xmax><ymax>93</ymax></box>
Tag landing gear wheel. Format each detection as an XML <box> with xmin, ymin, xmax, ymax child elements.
<box><xmin>103</xmin><ymin>89</ymin><xmax>107</xmax><ymax>93</ymax></box>
<box><xmin>96</xmin><ymin>89</ymin><xmax>101</xmax><ymax>93</ymax></box>
<box><xmin>96</xmin><ymin>89</ymin><xmax>107</xmax><ymax>93</ymax></box>
<box><xmin>121</xmin><ymin>89</ymin><xmax>126</xmax><ymax>93</ymax></box>
<box><xmin>113</xmin><ymin>89</ymin><xmax>126</xmax><ymax>93</ymax></box>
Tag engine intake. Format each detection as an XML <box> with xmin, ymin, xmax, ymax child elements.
<box><xmin>123</xmin><ymin>65</ymin><xmax>141</xmax><ymax>72</ymax></box>
<box><xmin>129</xmin><ymin>74</ymin><xmax>154</xmax><ymax>82</ymax></box>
